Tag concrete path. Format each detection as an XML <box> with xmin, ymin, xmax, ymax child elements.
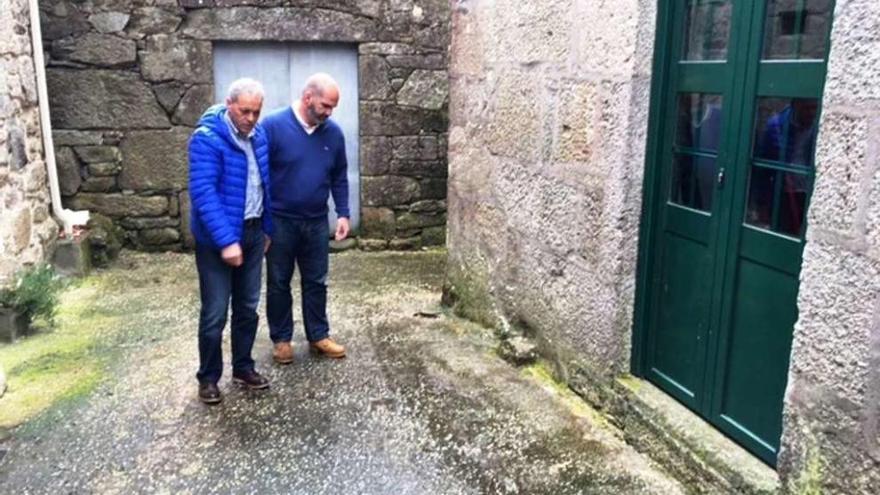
<box><xmin>0</xmin><ymin>250</ymin><xmax>683</xmax><ymax>494</ymax></box>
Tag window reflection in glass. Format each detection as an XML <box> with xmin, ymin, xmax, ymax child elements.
<box><xmin>753</xmin><ymin>97</ymin><xmax>819</xmax><ymax>167</ymax></box>
<box><xmin>763</xmin><ymin>0</ymin><xmax>833</xmax><ymax>60</ymax></box>
<box><xmin>745</xmin><ymin>166</ymin><xmax>810</xmax><ymax>237</ymax></box>
<box><xmin>670</xmin><ymin>153</ymin><xmax>716</xmax><ymax>212</ymax></box>
<box><xmin>683</xmin><ymin>1</ymin><xmax>733</xmax><ymax>61</ymax></box>
<box><xmin>676</xmin><ymin>93</ymin><xmax>723</xmax><ymax>152</ymax></box>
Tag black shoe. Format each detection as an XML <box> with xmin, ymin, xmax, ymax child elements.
<box><xmin>232</xmin><ymin>370</ymin><xmax>270</xmax><ymax>390</ymax></box>
<box><xmin>199</xmin><ymin>382</ymin><xmax>222</xmax><ymax>404</ymax></box>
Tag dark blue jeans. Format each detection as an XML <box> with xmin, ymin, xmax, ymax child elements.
<box><xmin>266</xmin><ymin>216</ymin><xmax>330</xmax><ymax>344</ymax></box>
<box><xmin>195</xmin><ymin>221</ymin><xmax>264</xmax><ymax>385</ymax></box>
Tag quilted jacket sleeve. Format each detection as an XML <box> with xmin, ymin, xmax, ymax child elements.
<box><xmin>188</xmin><ymin>128</ymin><xmax>238</xmax><ymax>249</ymax></box>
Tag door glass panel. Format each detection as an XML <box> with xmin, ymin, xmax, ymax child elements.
<box><xmin>762</xmin><ymin>0</ymin><xmax>833</xmax><ymax>60</ymax></box>
<box><xmin>670</xmin><ymin>153</ymin><xmax>716</xmax><ymax>211</ymax></box>
<box><xmin>745</xmin><ymin>166</ymin><xmax>810</xmax><ymax>237</ymax></box>
<box><xmin>753</xmin><ymin>97</ymin><xmax>819</xmax><ymax>167</ymax></box>
<box><xmin>683</xmin><ymin>0</ymin><xmax>733</xmax><ymax>61</ymax></box>
<box><xmin>676</xmin><ymin>93</ymin><xmax>723</xmax><ymax>152</ymax></box>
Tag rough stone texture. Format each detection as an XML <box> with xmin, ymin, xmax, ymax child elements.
<box><xmin>67</xmin><ymin>193</ymin><xmax>168</xmax><ymax>218</ymax></box>
<box><xmin>140</xmin><ymin>34</ymin><xmax>212</xmax><ymax>84</ymax></box>
<box><xmin>447</xmin><ymin>0</ymin><xmax>880</xmax><ymax>493</ymax></box>
<box><xmin>172</xmin><ymin>84</ymin><xmax>213</xmax><ymax>126</ymax></box>
<box><xmin>89</xmin><ymin>12</ymin><xmax>130</xmax><ymax>34</ymax></box>
<box><xmin>40</xmin><ymin>0</ymin><xmax>450</xmax><ymax>251</ymax></box>
<box><xmin>181</xmin><ymin>7</ymin><xmax>377</xmax><ymax>41</ymax></box>
<box><xmin>47</xmin><ymin>69</ymin><xmax>170</xmax><ymax>129</ymax></box>
<box><xmin>0</xmin><ymin>0</ymin><xmax>59</xmax><ymax>286</ymax></box>
<box><xmin>119</xmin><ymin>128</ymin><xmax>191</xmax><ymax>192</ymax></box>
<box><xmin>396</xmin><ymin>70</ymin><xmax>448</xmax><ymax>110</ymax></box>
<box><xmin>55</xmin><ymin>146</ymin><xmax>82</xmax><ymax>196</ymax></box>
<box><xmin>51</xmin><ymin>33</ymin><xmax>137</xmax><ymax>67</ymax></box>
<box><xmin>777</xmin><ymin>2</ymin><xmax>880</xmax><ymax>493</ymax></box>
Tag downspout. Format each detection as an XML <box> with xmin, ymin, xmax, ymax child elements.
<box><xmin>27</xmin><ymin>0</ymin><xmax>89</xmax><ymax>234</ymax></box>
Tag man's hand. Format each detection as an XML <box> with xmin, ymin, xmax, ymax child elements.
<box><xmin>264</xmin><ymin>234</ymin><xmax>272</xmax><ymax>254</ymax></box>
<box><xmin>221</xmin><ymin>243</ymin><xmax>243</xmax><ymax>267</ymax></box>
<box><xmin>335</xmin><ymin>217</ymin><xmax>350</xmax><ymax>241</ymax></box>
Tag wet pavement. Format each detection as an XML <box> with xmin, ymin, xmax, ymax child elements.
<box><xmin>0</xmin><ymin>250</ymin><xmax>683</xmax><ymax>494</ymax></box>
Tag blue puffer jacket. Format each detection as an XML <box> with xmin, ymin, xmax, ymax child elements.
<box><xmin>188</xmin><ymin>104</ymin><xmax>273</xmax><ymax>249</ymax></box>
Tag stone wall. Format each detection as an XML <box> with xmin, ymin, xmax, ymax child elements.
<box><xmin>41</xmin><ymin>0</ymin><xmax>449</xmax><ymax>251</ymax></box>
<box><xmin>0</xmin><ymin>0</ymin><xmax>58</xmax><ymax>285</ymax></box>
<box><xmin>448</xmin><ymin>0</ymin><xmax>880</xmax><ymax>491</ymax></box>
<box><xmin>445</xmin><ymin>0</ymin><xmax>657</xmax><ymax>381</ymax></box>
<box><xmin>779</xmin><ymin>1</ymin><xmax>880</xmax><ymax>492</ymax></box>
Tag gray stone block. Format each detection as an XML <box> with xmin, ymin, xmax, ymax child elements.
<box><xmin>74</xmin><ymin>146</ymin><xmax>120</xmax><ymax>164</ymax></box>
<box><xmin>360</xmin><ymin>101</ymin><xmax>448</xmax><ymax>136</ymax></box>
<box><xmin>52</xmin><ymin>236</ymin><xmax>92</xmax><ymax>278</ymax></box>
<box><xmin>138</xmin><ymin>228</ymin><xmax>180</xmax><ymax>246</ymax></box>
<box><xmin>362</xmin><ymin>176</ymin><xmax>420</xmax><ymax>206</ymax></box>
<box><xmin>0</xmin><ymin>307</ymin><xmax>30</xmax><ymax>344</ymax></box>
<box><xmin>391</xmin><ymin>160</ymin><xmax>446</xmax><ymax>178</ymax></box>
<box><xmin>125</xmin><ymin>7</ymin><xmax>183</xmax><ymax>39</ymax></box>
<box><xmin>80</xmin><ymin>177</ymin><xmax>117</xmax><ymax>193</ymax></box>
<box><xmin>152</xmin><ymin>81</ymin><xmax>188</xmax><ymax>115</ymax></box>
<box><xmin>88</xmin><ymin>162</ymin><xmax>120</xmax><ymax>177</ymax></box>
<box><xmin>140</xmin><ymin>35</ymin><xmax>212</xmax><ymax>84</ymax></box>
<box><xmin>47</xmin><ymin>69</ymin><xmax>170</xmax><ymax>129</ymax></box>
<box><xmin>181</xmin><ymin>7</ymin><xmax>377</xmax><ymax>41</ymax></box>
<box><xmin>360</xmin><ymin>136</ymin><xmax>392</xmax><ymax>176</ymax></box>
<box><xmin>172</xmin><ymin>85</ymin><xmax>213</xmax><ymax>126</ymax></box>
<box><xmin>420</xmin><ymin>226</ymin><xmax>446</xmax><ymax>246</ymax></box>
<box><xmin>51</xmin><ymin>33</ymin><xmax>137</xmax><ymax>67</ymax></box>
<box><xmin>69</xmin><ymin>193</ymin><xmax>168</xmax><ymax>218</ymax></box>
<box><xmin>53</xmin><ymin>130</ymin><xmax>104</xmax><ymax>146</ymax></box>
<box><xmin>392</xmin><ymin>135</ymin><xmax>439</xmax><ymax>160</ymax></box>
<box><xmin>89</xmin><ymin>12</ymin><xmax>131</xmax><ymax>34</ymax></box>
<box><xmin>361</xmin><ymin>206</ymin><xmax>396</xmax><ymax>237</ymax></box>
<box><xmin>55</xmin><ymin>147</ymin><xmax>82</xmax><ymax>196</ymax></box>
<box><xmin>359</xmin><ymin>55</ymin><xmax>393</xmax><ymax>100</ymax></box>
<box><xmin>119</xmin><ymin>128</ymin><xmax>191</xmax><ymax>191</ymax></box>
<box><xmin>396</xmin><ymin>70</ymin><xmax>449</xmax><ymax>110</ymax></box>
<box><xmin>179</xmin><ymin>192</ymin><xmax>194</xmax><ymax>249</ymax></box>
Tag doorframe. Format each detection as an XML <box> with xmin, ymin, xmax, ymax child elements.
<box><xmin>631</xmin><ymin>1</ymin><xmax>676</xmax><ymax>378</ymax></box>
<box><xmin>631</xmin><ymin>0</ymin><xmax>838</xmax><ymax>466</ymax></box>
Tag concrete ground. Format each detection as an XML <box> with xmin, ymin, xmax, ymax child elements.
<box><xmin>0</xmin><ymin>250</ymin><xmax>684</xmax><ymax>494</ymax></box>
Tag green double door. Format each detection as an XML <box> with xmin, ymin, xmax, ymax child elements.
<box><xmin>642</xmin><ymin>0</ymin><xmax>834</xmax><ymax>465</ymax></box>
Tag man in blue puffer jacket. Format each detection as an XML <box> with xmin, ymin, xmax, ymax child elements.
<box><xmin>188</xmin><ymin>78</ymin><xmax>274</xmax><ymax>404</ymax></box>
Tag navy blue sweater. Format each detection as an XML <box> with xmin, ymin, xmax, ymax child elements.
<box><xmin>262</xmin><ymin>107</ymin><xmax>350</xmax><ymax>220</ymax></box>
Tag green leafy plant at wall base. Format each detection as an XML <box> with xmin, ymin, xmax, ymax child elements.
<box><xmin>0</xmin><ymin>265</ymin><xmax>63</xmax><ymax>326</ymax></box>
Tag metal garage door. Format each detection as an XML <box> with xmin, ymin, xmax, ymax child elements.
<box><xmin>213</xmin><ymin>42</ymin><xmax>360</xmax><ymax>231</ymax></box>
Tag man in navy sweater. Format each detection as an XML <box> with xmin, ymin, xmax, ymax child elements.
<box><xmin>262</xmin><ymin>73</ymin><xmax>350</xmax><ymax>363</ymax></box>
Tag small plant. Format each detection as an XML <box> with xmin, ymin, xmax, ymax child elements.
<box><xmin>0</xmin><ymin>264</ymin><xmax>63</xmax><ymax>326</ymax></box>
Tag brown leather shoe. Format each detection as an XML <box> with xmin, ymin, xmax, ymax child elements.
<box><xmin>309</xmin><ymin>338</ymin><xmax>346</xmax><ymax>358</ymax></box>
<box><xmin>273</xmin><ymin>341</ymin><xmax>294</xmax><ymax>364</ymax></box>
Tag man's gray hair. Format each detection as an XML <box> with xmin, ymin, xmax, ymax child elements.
<box><xmin>302</xmin><ymin>73</ymin><xmax>338</xmax><ymax>97</ymax></box>
<box><xmin>227</xmin><ymin>78</ymin><xmax>265</xmax><ymax>102</ymax></box>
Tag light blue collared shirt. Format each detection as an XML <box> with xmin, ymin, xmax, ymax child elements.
<box><xmin>224</xmin><ymin>112</ymin><xmax>263</xmax><ymax>220</ymax></box>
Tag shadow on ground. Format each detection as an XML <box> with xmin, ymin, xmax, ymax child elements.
<box><xmin>0</xmin><ymin>250</ymin><xmax>682</xmax><ymax>494</ymax></box>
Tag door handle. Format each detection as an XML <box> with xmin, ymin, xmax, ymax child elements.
<box><xmin>717</xmin><ymin>167</ymin><xmax>726</xmax><ymax>188</ymax></box>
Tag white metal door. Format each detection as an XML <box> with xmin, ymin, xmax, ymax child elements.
<box><xmin>213</xmin><ymin>42</ymin><xmax>360</xmax><ymax>231</ymax></box>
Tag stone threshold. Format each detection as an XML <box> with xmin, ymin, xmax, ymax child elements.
<box><xmin>606</xmin><ymin>375</ymin><xmax>780</xmax><ymax>494</ymax></box>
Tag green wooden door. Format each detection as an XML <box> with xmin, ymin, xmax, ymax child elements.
<box><xmin>640</xmin><ymin>0</ymin><xmax>834</xmax><ymax>466</ymax></box>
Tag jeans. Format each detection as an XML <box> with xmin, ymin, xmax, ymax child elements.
<box><xmin>266</xmin><ymin>216</ymin><xmax>330</xmax><ymax>344</ymax></box>
<box><xmin>195</xmin><ymin>221</ymin><xmax>264</xmax><ymax>384</ymax></box>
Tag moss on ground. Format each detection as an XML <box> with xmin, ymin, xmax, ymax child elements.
<box><xmin>442</xmin><ymin>261</ymin><xmax>499</xmax><ymax>330</ymax></box>
<box><xmin>0</xmin><ymin>252</ymin><xmax>198</xmax><ymax>430</ymax></box>
<box><xmin>0</xmin><ymin>281</ymin><xmax>110</xmax><ymax>428</ymax></box>
<box><xmin>522</xmin><ymin>361</ymin><xmax>616</xmax><ymax>432</ymax></box>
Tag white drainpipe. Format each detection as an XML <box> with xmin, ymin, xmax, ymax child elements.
<box><xmin>27</xmin><ymin>0</ymin><xmax>89</xmax><ymax>234</ymax></box>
